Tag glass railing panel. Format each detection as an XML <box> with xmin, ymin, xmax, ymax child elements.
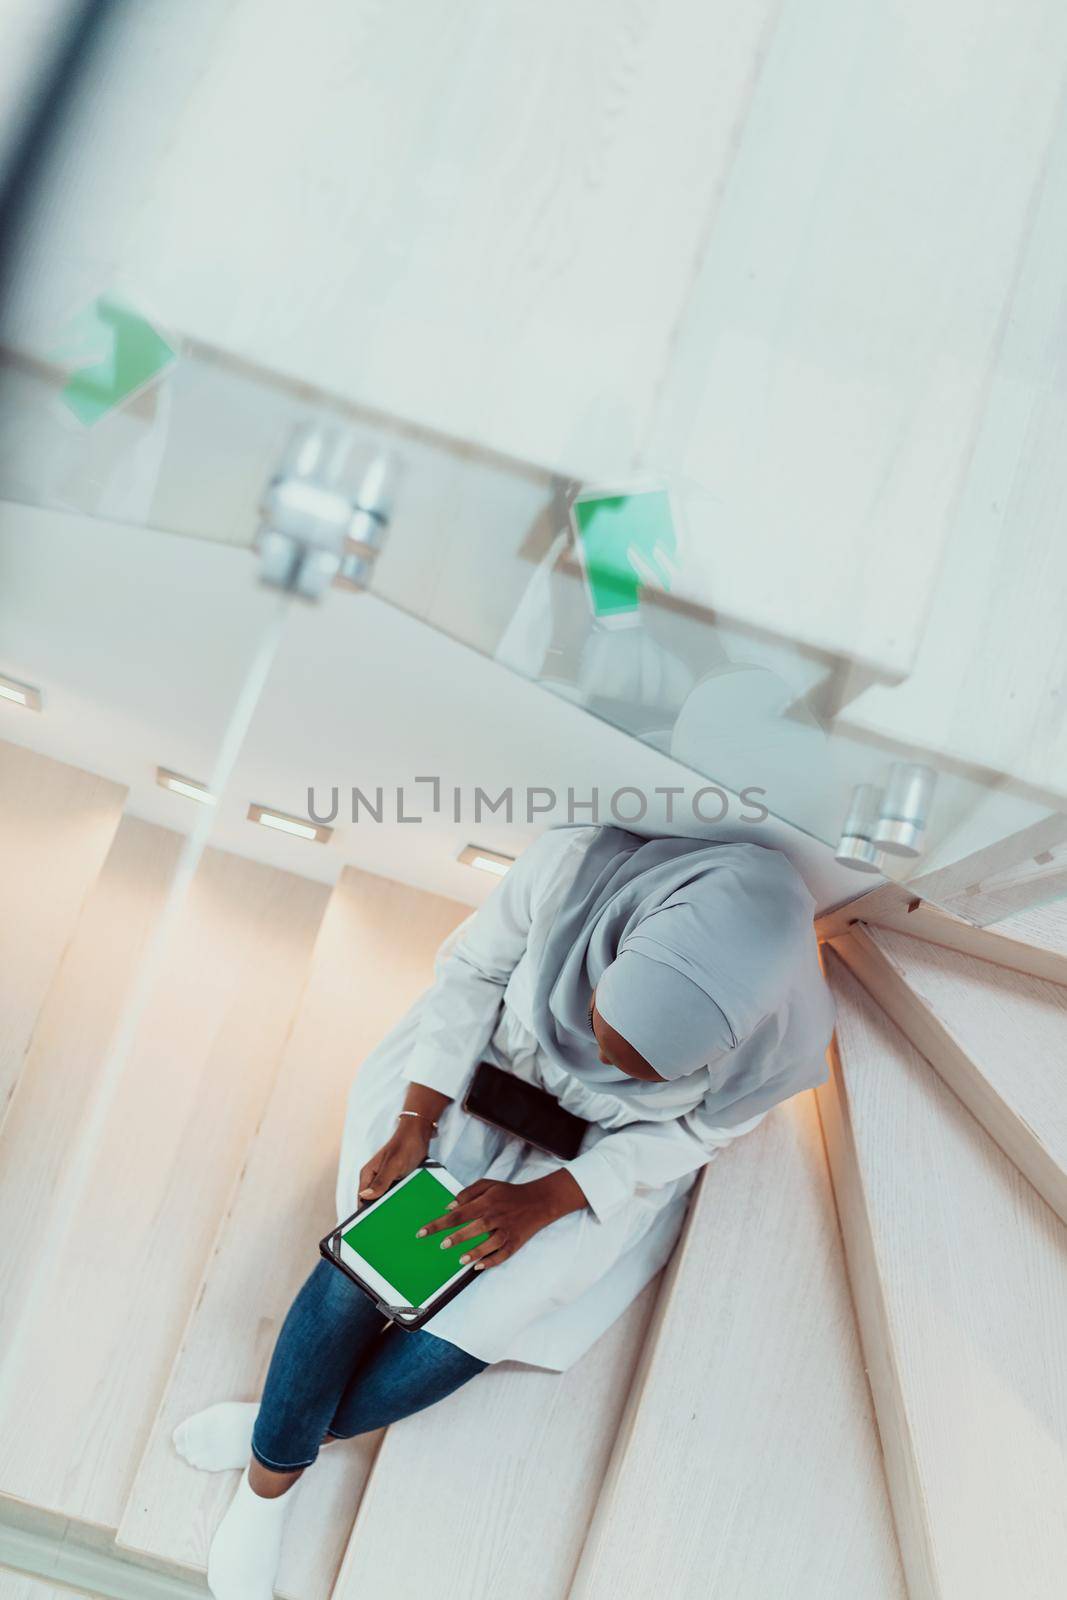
<box><xmin>360</xmin><ymin>465</ymin><xmax>1060</xmax><ymax>915</ymax></box>
<box><xmin>5</xmin><ymin>331</ymin><xmax>1055</xmax><ymax>918</ymax></box>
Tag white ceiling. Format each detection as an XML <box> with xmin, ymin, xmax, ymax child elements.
<box><xmin>0</xmin><ymin>499</ymin><xmax>865</xmax><ymax>911</ymax></box>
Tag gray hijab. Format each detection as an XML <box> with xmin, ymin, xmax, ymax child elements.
<box><xmin>530</xmin><ymin>827</ymin><xmax>834</xmax><ymax>1128</ymax></box>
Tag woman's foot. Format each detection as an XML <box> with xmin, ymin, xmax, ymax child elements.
<box><xmin>207</xmin><ymin>1468</ymin><xmax>291</xmax><ymax>1600</ymax></box>
<box><xmin>173</xmin><ymin>1401</ymin><xmax>258</xmax><ymax>1472</ymax></box>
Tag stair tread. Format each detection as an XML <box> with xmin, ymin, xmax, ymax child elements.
<box><xmin>333</xmin><ymin>1284</ymin><xmax>658</xmax><ymax>1600</ymax></box>
<box><xmin>569</xmin><ymin>1093</ymin><xmax>905</xmax><ymax>1600</ymax></box>
<box><xmin>0</xmin><ymin>827</ymin><xmax>329</xmax><ymax>1528</ymax></box>
<box><xmin>0</xmin><ymin>819</ymin><xmax>181</xmax><ymax>1356</ymax></box>
<box><xmin>983</xmin><ymin>897</ymin><xmax>1067</xmax><ymax>958</ymax></box>
<box><xmin>116</xmin><ymin>868</ymin><xmax>468</xmax><ymax>1600</ymax></box>
<box><xmin>0</xmin><ymin>1577</ymin><xmax>81</xmax><ymax>1600</ymax></box>
<box><xmin>0</xmin><ymin>740</ymin><xmax>126</xmax><ymax>1119</ymax></box>
<box><xmin>849</xmin><ymin>924</ymin><xmax>1067</xmax><ymax>1198</ymax></box>
<box><xmin>839</xmin><ymin>890</ymin><xmax>1067</xmax><ymax>988</ymax></box>
<box><xmin>821</xmin><ymin>953</ymin><xmax>1067</xmax><ymax>1598</ymax></box>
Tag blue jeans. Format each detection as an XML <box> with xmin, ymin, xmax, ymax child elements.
<box><xmin>251</xmin><ymin>1259</ymin><xmax>487</xmax><ymax>1472</ymax></box>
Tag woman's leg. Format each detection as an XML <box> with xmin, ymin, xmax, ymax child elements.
<box><xmin>177</xmin><ymin>1260</ymin><xmax>387</xmax><ymax>1476</ymax></box>
<box><xmin>248</xmin><ymin>1258</ymin><xmax>388</xmax><ymax>1485</ymax></box>
<box><xmin>326</xmin><ymin>1324</ymin><xmax>487</xmax><ymax>1441</ymax></box>
<box><xmin>206</xmin><ymin>1262</ymin><xmax>389</xmax><ymax>1600</ymax></box>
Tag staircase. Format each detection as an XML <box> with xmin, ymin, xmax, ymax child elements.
<box><xmin>1</xmin><ymin>736</ymin><xmax>1066</xmax><ymax>1599</ymax></box>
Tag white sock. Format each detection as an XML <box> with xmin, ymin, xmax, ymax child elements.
<box><xmin>173</xmin><ymin>1399</ymin><xmax>343</xmax><ymax>1475</ymax></box>
<box><xmin>173</xmin><ymin>1402</ymin><xmax>259</xmax><ymax>1472</ymax></box>
<box><xmin>207</xmin><ymin>1467</ymin><xmax>291</xmax><ymax>1600</ymax></box>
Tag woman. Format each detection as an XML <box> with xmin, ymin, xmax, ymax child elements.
<box><xmin>175</xmin><ymin>825</ymin><xmax>834</xmax><ymax>1599</ymax></box>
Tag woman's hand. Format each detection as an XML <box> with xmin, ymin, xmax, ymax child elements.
<box><xmin>358</xmin><ymin>1118</ymin><xmax>432</xmax><ymax>1203</ymax></box>
<box><xmin>417</xmin><ymin>1170</ymin><xmax>586</xmax><ymax>1270</ymax></box>
<box><xmin>359</xmin><ymin>1084</ymin><xmax>451</xmax><ymax>1204</ymax></box>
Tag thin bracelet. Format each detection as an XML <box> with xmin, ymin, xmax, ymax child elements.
<box><xmin>397</xmin><ymin>1109</ymin><xmax>438</xmax><ymax>1132</ymax></box>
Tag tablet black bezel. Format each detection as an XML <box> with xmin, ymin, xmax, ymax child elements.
<box><xmin>319</xmin><ymin>1159</ymin><xmax>480</xmax><ymax>1332</ymax></box>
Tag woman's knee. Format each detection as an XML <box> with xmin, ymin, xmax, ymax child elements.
<box><xmin>406</xmin><ymin>1330</ymin><xmax>488</xmax><ymax>1388</ymax></box>
<box><xmin>312</xmin><ymin>1256</ymin><xmax>363</xmax><ymax>1309</ymax></box>
<box><xmin>328</xmin><ymin>1329</ymin><xmax>487</xmax><ymax>1439</ymax></box>
<box><xmin>285</xmin><ymin>1258</ymin><xmax>385</xmax><ymax>1345</ymax></box>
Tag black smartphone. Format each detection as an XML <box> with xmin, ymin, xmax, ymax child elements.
<box><xmin>462</xmin><ymin>1061</ymin><xmax>588</xmax><ymax>1161</ymax></box>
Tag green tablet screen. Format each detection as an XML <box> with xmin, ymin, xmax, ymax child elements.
<box><xmin>342</xmin><ymin>1167</ymin><xmax>490</xmax><ymax>1307</ymax></box>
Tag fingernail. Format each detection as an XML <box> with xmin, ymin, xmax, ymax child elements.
<box><xmin>359</xmin><ymin>1188</ymin><xmax>373</xmax><ymax>1197</ymax></box>
<box><xmin>415</xmin><ymin>1228</ymin><xmax>427</xmax><ymax>1238</ymax></box>
<box><xmin>474</xmin><ymin>1262</ymin><xmax>486</xmax><ymax>1271</ymax></box>
<box><xmin>459</xmin><ymin>1254</ymin><xmax>470</xmax><ymax>1264</ymax></box>
<box><xmin>446</xmin><ymin>1201</ymin><xmax>457</xmax><ymax>1211</ymax></box>
<box><xmin>440</xmin><ymin>1238</ymin><xmax>452</xmax><ymax>1249</ymax></box>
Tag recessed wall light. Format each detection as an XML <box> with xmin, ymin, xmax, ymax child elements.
<box><xmin>458</xmin><ymin>844</ymin><xmax>514</xmax><ymax>877</ymax></box>
<box><xmin>248</xmin><ymin>802</ymin><xmax>333</xmax><ymax>844</ymax></box>
<box><xmin>156</xmin><ymin>767</ymin><xmax>215</xmax><ymax>805</ymax></box>
<box><xmin>0</xmin><ymin>673</ymin><xmax>42</xmax><ymax>711</ymax></box>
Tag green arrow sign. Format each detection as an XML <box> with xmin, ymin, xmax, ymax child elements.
<box><xmin>573</xmin><ymin>487</ymin><xmax>678</xmax><ymax>621</ymax></box>
<box><xmin>54</xmin><ymin>295</ymin><xmax>176</xmax><ymax>426</ymax></box>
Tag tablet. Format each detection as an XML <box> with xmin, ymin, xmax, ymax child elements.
<box><xmin>320</xmin><ymin>1162</ymin><xmax>489</xmax><ymax>1331</ymax></box>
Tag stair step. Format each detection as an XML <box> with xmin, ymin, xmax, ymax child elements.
<box><xmin>898</xmin><ymin>899</ymin><xmax>1067</xmax><ymax>985</ymax></box>
<box><xmin>332</xmin><ymin>1285</ymin><xmax>658</xmax><ymax>1600</ymax></box>
<box><xmin>820</xmin><ymin>950</ymin><xmax>1067</xmax><ymax>1598</ymax></box>
<box><xmin>984</xmin><ymin>899</ymin><xmax>1067</xmax><ymax>968</ymax></box>
<box><xmin>117</xmin><ymin>868</ymin><xmax>468</xmax><ymax>1600</ymax></box>
<box><xmin>829</xmin><ymin>924</ymin><xmax>1067</xmax><ymax>1226</ymax></box>
<box><xmin>831</xmin><ymin>885</ymin><xmax>1067</xmax><ymax>987</ymax></box>
<box><xmin>0</xmin><ymin>826</ymin><xmax>329</xmax><ymax>1528</ymax></box>
<box><xmin>0</xmin><ymin>1578</ymin><xmax>83</xmax><ymax>1600</ymax></box>
<box><xmin>0</xmin><ymin>740</ymin><xmax>126</xmax><ymax>1119</ymax></box>
<box><xmin>0</xmin><ymin>1499</ymin><xmax>205</xmax><ymax>1600</ymax></box>
<box><xmin>0</xmin><ymin>818</ymin><xmax>180</xmax><ymax>1355</ymax></box>
<box><xmin>570</xmin><ymin>1093</ymin><xmax>905</xmax><ymax>1600</ymax></box>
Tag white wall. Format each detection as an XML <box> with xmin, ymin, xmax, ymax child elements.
<box><xmin>5</xmin><ymin>0</ymin><xmax>1066</xmax><ymax>691</ymax></box>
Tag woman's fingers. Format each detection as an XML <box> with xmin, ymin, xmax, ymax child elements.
<box><xmin>417</xmin><ymin>1212</ymin><xmax>450</xmax><ymax>1236</ymax></box>
<box><xmin>460</xmin><ymin>1234</ymin><xmax>510</xmax><ymax>1270</ymax></box>
<box><xmin>415</xmin><ymin>1203</ymin><xmax>483</xmax><ymax>1235</ymax></box>
<box><xmin>419</xmin><ymin>1180</ymin><xmax>501</xmax><ymax>1235</ymax></box>
<box><xmin>455</xmin><ymin>1179</ymin><xmax>493</xmax><ymax>1206</ymax></box>
<box><xmin>358</xmin><ymin>1161</ymin><xmax>381</xmax><ymax>1199</ymax></box>
<box><xmin>419</xmin><ymin>1200</ymin><xmax>484</xmax><ymax>1236</ymax></box>
<box><xmin>436</xmin><ymin>1218</ymin><xmax>489</xmax><ymax>1248</ymax></box>
<box><xmin>360</xmin><ymin>1150</ymin><xmax>401</xmax><ymax>1199</ymax></box>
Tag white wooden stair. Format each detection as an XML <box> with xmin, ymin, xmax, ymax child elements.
<box><xmin>827</xmin><ymin>922</ymin><xmax>1067</xmax><ymax>1228</ymax></box>
<box><xmin>569</xmin><ymin>1092</ymin><xmax>905</xmax><ymax>1600</ymax></box>
<box><xmin>116</xmin><ymin>867</ymin><xmax>469</xmax><ymax>1600</ymax></box>
<box><xmin>0</xmin><ymin>740</ymin><xmax>126</xmax><ymax>1119</ymax></box>
<box><xmin>0</xmin><ymin>1577</ymin><xmax>84</xmax><ymax>1600</ymax></box>
<box><xmin>331</xmin><ymin>1286</ymin><xmax>658</xmax><ymax>1600</ymax></box>
<box><xmin>0</xmin><ymin>817</ymin><xmax>181</xmax><ymax>1352</ymax></box>
<box><xmin>818</xmin><ymin>882</ymin><xmax>1067</xmax><ymax>987</ymax></box>
<box><xmin>819</xmin><ymin>949</ymin><xmax>1067</xmax><ymax>1599</ymax></box>
<box><xmin>5</xmin><ymin>739</ymin><xmax>1067</xmax><ymax>1600</ymax></box>
<box><xmin>0</xmin><ymin>821</ymin><xmax>329</xmax><ymax>1528</ymax></box>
